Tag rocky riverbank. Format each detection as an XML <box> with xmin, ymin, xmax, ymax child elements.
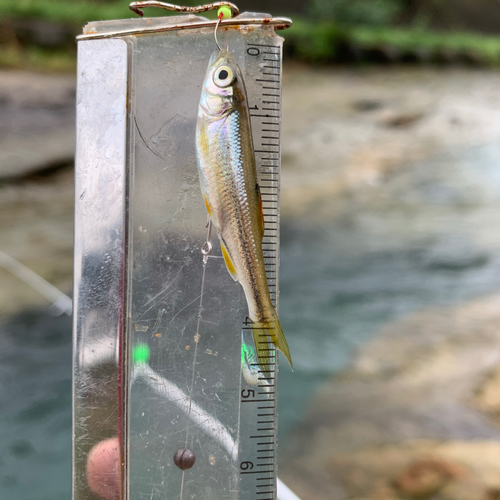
<box><xmin>281</xmin><ymin>295</ymin><xmax>500</xmax><ymax>500</ymax></box>
<box><xmin>2</xmin><ymin>65</ymin><xmax>500</xmax><ymax>499</ymax></box>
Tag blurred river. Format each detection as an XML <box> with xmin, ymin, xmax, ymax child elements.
<box><xmin>2</xmin><ymin>66</ymin><xmax>500</xmax><ymax>499</ymax></box>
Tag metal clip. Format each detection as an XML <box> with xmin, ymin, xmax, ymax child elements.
<box><xmin>129</xmin><ymin>1</ymin><xmax>239</xmax><ymax>18</ymax></box>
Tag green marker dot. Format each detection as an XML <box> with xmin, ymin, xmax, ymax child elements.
<box><xmin>217</xmin><ymin>6</ymin><xmax>232</xmax><ymax>20</ymax></box>
<box><xmin>132</xmin><ymin>343</ymin><xmax>150</xmax><ymax>365</ymax></box>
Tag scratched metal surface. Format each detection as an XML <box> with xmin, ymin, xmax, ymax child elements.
<box><xmin>73</xmin><ymin>38</ymin><xmax>129</xmax><ymax>500</ymax></box>
<box><xmin>128</xmin><ymin>29</ymin><xmax>246</xmax><ymax>500</ymax></box>
<box><xmin>128</xmin><ymin>26</ymin><xmax>282</xmax><ymax>500</ymax></box>
<box><xmin>74</xmin><ymin>20</ymin><xmax>282</xmax><ymax>500</ymax></box>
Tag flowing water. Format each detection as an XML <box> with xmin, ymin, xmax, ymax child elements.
<box><xmin>2</xmin><ymin>141</ymin><xmax>500</xmax><ymax>499</ymax></box>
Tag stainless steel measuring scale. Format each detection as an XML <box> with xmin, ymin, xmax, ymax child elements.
<box><xmin>73</xmin><ymin>5</ymin><xmax>292</xmax><ymax>500</ymax></box>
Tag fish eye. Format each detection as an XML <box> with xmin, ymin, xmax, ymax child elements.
<box><xmin>213</xmin><ymin>66</ymin><xmax>235</xmax><ymax>88</ymax></box>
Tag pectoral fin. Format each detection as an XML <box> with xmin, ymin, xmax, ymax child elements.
<box><xmin>220</xmin><ymin>239</ymin><xmax>239</xmax><ymax>282</ymax></box>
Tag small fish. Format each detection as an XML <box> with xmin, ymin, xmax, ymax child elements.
<box><xmin>195</xmin><ymin>49</ymin><xmax>292</xmax><ymax>369</ymax></box>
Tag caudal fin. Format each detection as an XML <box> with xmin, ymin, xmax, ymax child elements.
<box><xmin>252</xmin><ymin>317</ymin><xmax>293</xmax><ymax>370</ymax></box>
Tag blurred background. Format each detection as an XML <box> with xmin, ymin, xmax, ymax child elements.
<box><xmin>3</xmin><ymin>0</ymin><xmax>500</xmax><ymax>499</ymax></box>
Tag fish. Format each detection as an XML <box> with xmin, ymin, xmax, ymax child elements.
<box><xmin>195</xmin><ymin>49</ymin><xmax>292</xmax><ymax>370</ymax></box>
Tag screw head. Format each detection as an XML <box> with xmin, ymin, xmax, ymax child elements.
<box><xmin>174</xmin><ymin>448</ymin><xmax>196</xmax><ymax>470</ymax></box>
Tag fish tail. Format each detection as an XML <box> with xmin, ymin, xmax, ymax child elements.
<box><xmin>252</xmin><ymin>316</ymin><xmax>293</xmax><ymax>370</ymax></box>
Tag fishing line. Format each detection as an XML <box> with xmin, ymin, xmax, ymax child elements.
<box><xmin>179</xmin><ymin>218</ymin><xmax>212</xmax><ymax>500</ymax></box>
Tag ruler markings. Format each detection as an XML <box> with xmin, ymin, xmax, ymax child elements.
<box><xmin>247</xmin><ymin>43</ymin><xmax>279</xmax><ymax>48</ymax></box>
<box><xmin>242</xmin><ymin>42</ymin><xmax>281</xmax><ymax>500</ymax></box>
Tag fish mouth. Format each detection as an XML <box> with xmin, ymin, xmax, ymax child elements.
<box><xmin>209</xmin><ymin>49</ymin><xmax>237</xmax><ymax>66</ymax></box>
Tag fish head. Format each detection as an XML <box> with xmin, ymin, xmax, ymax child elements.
<box><xmin>199</xmin><ymin>50</ymin><xmax>246</xmax><ymax>118</ymax></box>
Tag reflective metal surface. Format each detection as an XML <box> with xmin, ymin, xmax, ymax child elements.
<box><xmin>73</xmin><ymin>38</ymin><xmax>129</xmax><ymax>500</ymax></box>
<box><xmin>74</xmin><ymin>18</ymin><xmax>284</xmax><ymax>500</ymax></box>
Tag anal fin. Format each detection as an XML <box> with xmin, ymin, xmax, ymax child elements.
<box><xmin>203</xmin><ymin>194</ymin><xmax>212</xmax><ymax>217</ymax></box>
<box><xmin>221</xmin><ymin>239</ymin><xmax>239</xmax><ymax>282</ymax></box>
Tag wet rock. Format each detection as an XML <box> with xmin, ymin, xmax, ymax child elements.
<box><xmin>352</xmin><ymin>99</ymin><xmax>385</xmax><ymax>112</ymax></box>
<box><xmin>281</xmin><ymin>66</ymin><xmax>500</xmax><ymax>219</ymax></box>
<box><xmin>281</xmin><ymin>295</ymin><xmax>500</xmax><ymax>500</ymax></box>
<box><xmin>0</xmin><ymin>129</ymin><xmax>75</xmax><ymax>180</ymax></box>
<box><xmin>0</xmin><ymin>168</ymin><xmax>74</xmax><ymax>316</ymax></box>
<box><xmin>393</xmin><ymin>458</ymin><xmax>466</xmax><ymax>499</ymax></box>
<box><xmin>0</xmin><ymin>70</ymin><xmax>75</xmax><ymax>181</ymax></box>
<box><xmin>377</xmin><ymin>109</ymin><xmax>426</xmax><ymax>128</ymax></box>
<box><xmin>475</xmin><ymin>365</ymin><xmax>500</xmax><ymax>423</ymax></box>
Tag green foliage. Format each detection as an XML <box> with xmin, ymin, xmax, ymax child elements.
<box><xmin>349</xmin><ymin>25</ymin><xmax>500</xmax><ymax>65</ymax></box>
<box><xmin>0</xmin><ymin>46</ymin><xmax>76</xmax><ymax>72</ymax></box>
<box><xmin>309</xmin><ymin>0</ymin><xmax>404</xmax><ymax>26</ymax></box>
<box><xmin>4</xmin><ymin>0</ymin><xmax>500</xmax><ymax>70</ymax></box>
<box><xmin>0</xmin><ymin>0</ymin><xmax>202</xmax><ymax>25</ymax></box>
<box><xmin>0</xmin><ymin>0</ymin><xmax>131</xmax><ymax>24</ymax></box>
<box><xmin>286</xmin><ymin>19</ymin><xmax>347</xmax><ymax>63</ymax></box>
<box><xmin>285</xmin><ymin>20</ymin><xmax>500</xmax><ymax>65</ymax></box>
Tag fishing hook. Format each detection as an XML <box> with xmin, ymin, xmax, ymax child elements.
<box><xmin>201</xmin><ymin>216</ymin><xmax>212</xmax><ymax>263</ymax></box>
<box><xmin>214</xmin><ymin>10</ymin><xmax>223</xmax><ymax>51</ymax></box>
